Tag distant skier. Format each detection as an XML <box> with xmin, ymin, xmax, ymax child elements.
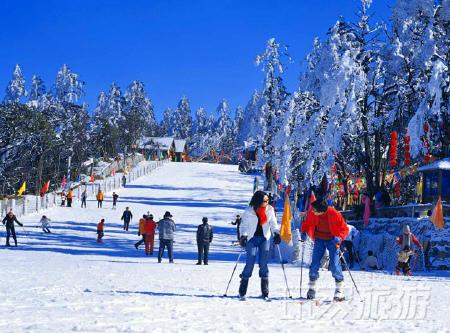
<box><xmin>2</xmin><ymin>210</ymin><xmax>23</xmax><ymax>247</ymax></box>
<box><xmin>81</xmin><ymin>189</ymin><xmax>87</xmax><ymax>208</ymax></box>
<box><xmin>231</xmin><ymin>214</ymin><xmax>241</xmax><ymax>242</ymax></box>
<box><xmin>395</xmin><ymin>245</ymin><xmax>416</xmax><ymax>276</ymax></box>
<box><xmin>40</xmin><ymin>215</ymin><xmax>51</xmax><ymax>233</ymax></box>
<box><xmin>97</xmin><ymin>219</ymin><xmax>105</xmax><ymax>242</ymax></box>
<box><xmin>157</xmin><ymin>211</ymin><xmax>176</xmax><ymax>263</ymax></box>
<box><xmin>144</xmin><ymin>214</ymin><xmax>157</xmax><ymax>256</ymax></box>
<box><xmin>112</xmin><ymin>192</ymin><xmax>119</xmax><ymax>209</ymax></box>
<box><xmin>96</xmin><ymin>189</ymin><xmax>104</xmax><ymax>208</ymax></box>
<box><xmin>121</xmin><ymin>207</ymin><xmax>133</xmax><ymax>231</ymax></box>
<box><xmin>122</xmin><ymin>175</ymin><xmax>127</xmax><ymax>187</ymax></box>
<box><xmin>67</xmin><ymin>189</ymin><xmax>74</xmax><ymax>207</ymax></box>
<box><xmin>196</xmin><ymin>217</ymin><xmax>213</xmax><ymax>265</ymax></box>
<box><xmin>363</xmin><ymin>250</ymin><xmax>381</xmax><ymax>270</ymax></box>
<box><xmin>300</xmin><ymin>196</ymin><xmax>349</xmax><ymax>301</ymax></box>
<box><xmin>134</xmin><ymin>215</ymin><xmax>147</xmax><ymax>249</ymax></box>
<box><xmin>238</xmin><ymin>190</ymin><xmax>280</xmax><ymax>301</ymax></box>
<box><xmin>60</xmin><ymin>191</ymin><xmax>66</xmax><ymax>206</ymax></box>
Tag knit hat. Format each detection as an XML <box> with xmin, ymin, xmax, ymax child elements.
<box><xmin>403</xmin><ymin>225</ymin><xmax>411</xmax><ymax>234</ymax></box>
<box><xmin>202</xmin><ymin>217</ymin><xmax>208</xmax><ymax>223</ymax></box>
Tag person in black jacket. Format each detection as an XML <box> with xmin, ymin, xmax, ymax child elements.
<box><xmin>231</xmin><ymin>214</ymin><xmax>241</xmax><ymax>242</ymax></box>
<box><xmin>112</xmin><ymin>192</ymin><xmax>119</xmax><ymax>209</ymax></box>
<box><xmin>196</xmin><ymin>217</ymin><xmax>213</xmax><ymax>265</ymax></box>
<box><xmin>2</xmin><ymin>210</ymin><xmax>23</xmax><ymax>247</ymax></box>
<box><xmin>121</xmin><ymin>207</ymin><xmax>133</xmax><ymax>231</ymax></box>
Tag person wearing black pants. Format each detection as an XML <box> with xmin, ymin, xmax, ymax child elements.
<box><xmin>81</xmin><ymin>190</ymin><xmax>87</xmax><ymax>208</ymax></box>
<box><xmin>121</xmin><ymin>207</ymin><xmax>133</xmax><ymax>231</ymax></box>
<box><xmin>196</xmin><ymin>217</ymin><xmax>213</xmax><ymax>265</ymax></box>
<box><xmin>2</xmin><ymin>211</ymin><xmax>23</xmax><ymax>247</ymax></box>
<box><xmin>231</xmin><ymin>214</ymin><xmax>241</xmax><ymax>242</ymax></box>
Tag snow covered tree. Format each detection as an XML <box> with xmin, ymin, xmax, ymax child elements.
<box><xmin>237</xmin><ymin>90</ymin><xmax>264</xmax><ymax>145</ymax></box>
<box><xmin>190</xmin><ymin>107</ymin><xmax>210</xmax><ymax>156</ymax></box>
<box><xmin>173</xmin><ymin>96</ymin><xmax>193</xmax><ymax>141</ymax></box>
<box><xmin>215</xmin><ymin>99</ymin><xmax>234</xmax><ymax>156</ymax></box>
<box><xmin>160</xmin><ymin>107</ymin><xmax>175</xmax><ymax>136</ymax></box>
<box><xmin>4</xmin><ymin>64</ymin><xmax>27</xmax><ymax>104</ymax></box>
<box><xmin>121</xmin><ymin>80</ymin><xmax>156</xmax><ymax>150</ymax></box>
<box><xmin>255</xmin><ymin>38</ymin><xmax>290</xmax><ymax>164</ymax></box>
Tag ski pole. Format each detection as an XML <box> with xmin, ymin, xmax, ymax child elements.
<box><xmin>223</xmin><ymin>248</ymin><xmax>244</xmax><ymax>297</ymax></box>
<box><xmin>300</xmin><ymin>241</ymin><xmax>305</xmax><ymax>299</ymax></box>
<box><xmin>338</xmin><ymin>249</ymin><xmax>362</xmax><ymax>300</ymax></box>
<box><xmin>276</xmin><ymin>244</ymin><xmax>292</xmax><ymax>299</ymax></box>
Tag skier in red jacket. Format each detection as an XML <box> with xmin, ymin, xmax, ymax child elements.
<box><xmin>300</xmin><ymin>196</ymin><xmax>349</xmax><ymax>301</ymax></box>
<box><xmin>144</xmin><ymin>214</ymin><xmax>157</xmax><ymax>255</ymax></box>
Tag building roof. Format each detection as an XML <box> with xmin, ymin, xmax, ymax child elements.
<box><xmin>139</xmin><ymin>137</ymin><xmax>174</xmax><ymax>150</ymax></box>
<box><xmin>174</xmin><ymin>139</ymin><xmax>187</xmax><ymax>153</ymax></box>
<box><xmin>417</xmin><ymin>157</ymin><xmax>450</xmax><ymax>172</ymax></box>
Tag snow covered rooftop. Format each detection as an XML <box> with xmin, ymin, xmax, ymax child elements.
<box><xmin>139</xmin><ymin>137</ymin><xmax>174</xmax><ymax>150</ymax></box>
<box><xmin>418</xmin><ymin>157</ymin><xmax>450</xmax><ymax>172</ymax></box>
<box><xmin>174</xmin><ymin>139</ymin><xmax>187</xmax><ymax>153</ymax></box>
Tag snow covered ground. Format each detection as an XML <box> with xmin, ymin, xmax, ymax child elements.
<box><xmin>1</xmin><ymin>162</ymin><xmax>449</xmax><ymax>333</ymax></box>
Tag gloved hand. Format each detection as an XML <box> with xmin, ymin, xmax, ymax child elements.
<box><xmin>138</xmin><ymin>232</ymin><xmax>141</xmax><ymax>236</ymax></box>
<box><xmin>273</xmin><ymin>233</ymin><xmax>281</xmax><ymax>245</ymax></box>
<box><xmin>239</xmin><ymin>236</ymin><xmax>248</xmax><ymax>247</ymax></box>
<box><xmin>19</xmin><ymin>223</ymin><xmax>23</xmax><ymax>227</ymax></box>
<box><xmin>300</xmin><ymin>232</ymin><xmax>308</xmax><ymax>242</ymax></box>
<box><xmin>332</xmin><ymin>236</ymin><xmax>342</xmax><ymax>247</ymax></box>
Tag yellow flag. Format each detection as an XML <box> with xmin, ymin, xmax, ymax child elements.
<box><xmin>430</xmin><ymin>196</ymin><xmax>444</xmax><ymax>230</ymax></box>
<box><xmin>280</xmin><ymin>191</ymin><xmax>292</xmax><ymax>244</ymax></box>
<box><xmin>17</xmin><ymin>181</ymin><xmax>26</xmax><ymax>196</ymax></box>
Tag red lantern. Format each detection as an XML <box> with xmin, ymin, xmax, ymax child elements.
<box><xmin>404</xmin><ymin>135</ymin><xmax>411</xmax><ymax>166</ymax></box>
<box><xmin>389</xmin><ymin>131</ymin><xmax>398</xmax><ymax>168</ymax></box>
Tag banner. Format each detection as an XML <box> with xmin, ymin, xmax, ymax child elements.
<box><xmin>17</xmin><ymin>181</ymin><xmax>26</xmax><ymax>196</ymax></box>
<box><xmin>280</xmin><ymin>191</ymin><xmax>292</xmax><ymax>245</ymax></box>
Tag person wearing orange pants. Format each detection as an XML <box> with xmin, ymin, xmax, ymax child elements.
<box><xmin>144</xmin><ymin>214</ymin><xmax>157</xmax><ymax>255</ymax></box>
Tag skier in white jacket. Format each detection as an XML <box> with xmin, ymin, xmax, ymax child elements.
<box><xmin>40</xmin><ymin>215</ymin><xmax>51</xmax><ymax>233</ymax></box>
<box><xmin>238</xmin><ymin>190</ymin><xmax>280</xmax><ymax>301</ymax></box>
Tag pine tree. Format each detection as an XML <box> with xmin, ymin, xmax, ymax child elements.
<box><xmin>173</xmin><ymin>96</ymin><xmax>193</xmax><ymax>140</ymax></box>
<box><xmin>4</xmin><ymin>64</ymin><xmax>27</xmax><ymax>104</ymax></box>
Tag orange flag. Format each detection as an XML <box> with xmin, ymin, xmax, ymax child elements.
<box><xmin>430</xmin><ymin>196</ymin><xmax>444</xmax><ymax>230</ymax></box>
<box><xmin>280</xmin><ymin>191</ymin><xmax>292</xmax><ymax>244</ymax></box>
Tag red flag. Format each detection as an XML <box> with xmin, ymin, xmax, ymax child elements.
<box><xmin>111</xmin><ymin>168</ymin><xmax>116</xmax><ymax>177</ymax></box>
<box><xmin>90</xmin><ymin>174</ymin><xmax>95</xmax><ymax>183</ymax></box>
<box><xmin>40</xmin><ymin>180</ymin><xmax>50</xmax><ymax>195</ymax></box>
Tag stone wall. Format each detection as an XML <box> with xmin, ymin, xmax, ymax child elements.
<box><xmin>349</xmin><ymin>217</ymin><xmax>450</xmax><ymax>271</ymax></box>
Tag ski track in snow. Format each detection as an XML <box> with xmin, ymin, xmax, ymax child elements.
<box><xmin>1</xmin><ymin>162</ymin><xmax>449</xmax><ymax>333</ymax></box>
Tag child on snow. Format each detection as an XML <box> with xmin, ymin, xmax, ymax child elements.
<box><xmin>363</xmin><ymin>250</ymin><xmax>381</xmax><ymax>270</ymax></box>
<box><xmin>395</xmin><ymin>245</ymin><xmax>416</xmax><ymax>276</ymax></box>
<box><xmin>97</xmin><ymin>219</ymin><xmax>105</xmax><ymax>242</ymax></box>
<box><xmin>40</xmin><ymin>215</ymin><xmax>51</xmax><ymax>233</ymax></box>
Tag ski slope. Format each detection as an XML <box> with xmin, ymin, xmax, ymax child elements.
<box><xmin>1</xmin><ymin>162</ymin><xmax>449</xmax><ymax>333</ymax></box>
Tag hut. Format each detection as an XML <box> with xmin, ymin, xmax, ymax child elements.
<box><xmin>138</xmin><ymin>137</ymin><xmax>175</xmax><ymax>160</ymax></box>
<box><xmin>174</xmin><ymin>139</ymin><xmax>188</xmax><ymax>162</ymax></box>
<box><xmin>417</xmin><ymin>157</ymin><xmax>450</xmax><ymax>203</ymax></box>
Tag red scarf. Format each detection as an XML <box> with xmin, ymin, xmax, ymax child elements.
<box><xmin>256</xmin><ymin>207</ymin><xmax>268</xmax><ymax>225</ymax></box>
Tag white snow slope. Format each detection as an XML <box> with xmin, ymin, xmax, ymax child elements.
<box><xmin>1</xmin><ymin>162</ymin><xmax>449</xmax><ymax>333</ymax></box>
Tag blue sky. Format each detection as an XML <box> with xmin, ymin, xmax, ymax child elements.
<box><xmin>0</xmin><ymin>0</ymin><xmax>395</xmax><ymax>120</ymax></box>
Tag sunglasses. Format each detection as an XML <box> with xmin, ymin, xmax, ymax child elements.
<box><xmin>263</xmin><ymin>199</ymin><xmax>269</xmax><ymax>203</ymax></box>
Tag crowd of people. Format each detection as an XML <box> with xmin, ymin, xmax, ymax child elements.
<box><xmin>1</xmin><ymin>187</ymin><xmax>424</xmax><ymax>301</ymax></box>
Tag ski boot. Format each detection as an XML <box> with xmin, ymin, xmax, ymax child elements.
<box><xmin>239</xmin><ymin>277</ymin><xmax>249</xmax><ymax>301</ymax></box>
<box><xmin>306</xmin><ymin>280</ymin><xmax>316</xmax><ymax>300</ymax></box>
<box><xmin>334</xmin><ymin>280</ymin><xmax>345</xmax><ymax>302</ymax></box>
<box><xmin>261</xmin><ymin>278</ymin><xmax>270</xmax><ymax>301</ymax></box>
